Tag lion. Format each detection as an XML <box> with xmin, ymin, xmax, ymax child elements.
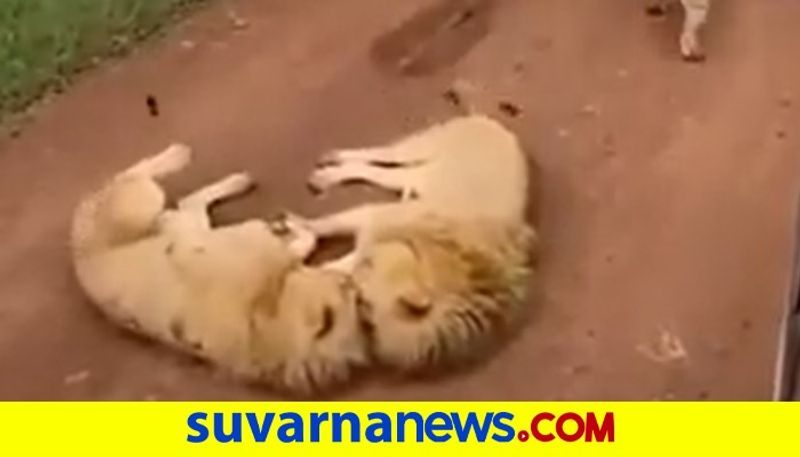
<box><xmin>646</xmin><ymin>0</ymin><xmax>711</xmax><ymax>62</ymax></box>
<box><xmin>298</xmin><ymin>114</ymin><xmax>538</xmax><ymax>374</ymax></box>
<box><xmin>69</xmin><ymin>144</ymin><xmax>367</xmax><ymax>395</ymax></box>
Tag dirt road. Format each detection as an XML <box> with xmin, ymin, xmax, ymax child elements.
<box><xmin>1</xmin><ymin>0</ymin><xmax>799</xmax><ymax>400</ymax></box>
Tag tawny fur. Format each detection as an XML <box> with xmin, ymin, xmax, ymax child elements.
<box><xmin>70</xmin><ymin>144</ymin><xmax>366</xmax><ymax>395</ymax></box>
<box><xmin>298</xmin><ymin>114</ymin><xmax>538</xmax><ymax>373</ymax></box>
<box><xmin>646</xmin><ymin>0</ymin><xmax>711</xmax><ymax>61</ymax></box>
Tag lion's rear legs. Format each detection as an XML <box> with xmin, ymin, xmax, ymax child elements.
<box><xmin>122</xmin><ymin>143</ymin><xmax>192</xmax><ymax>180</ymax></box>
<box><xmin>91</xmin><ymin>144</ymin><xmax>192</xmax><ymax>243</ymax></box>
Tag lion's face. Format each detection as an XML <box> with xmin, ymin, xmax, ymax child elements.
<box><xmin>250</xmin><ymin>268</ymin><xmax>367</xmax><ymax>394</ymax></box>
<box><xmin>354</xmin><ymin>239</ymin><xmax>500</xmax><ymax>373</ymax></box>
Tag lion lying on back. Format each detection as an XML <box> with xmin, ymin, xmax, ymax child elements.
<box><xmin>71</xmin><ymin>115</ymin><xmax>538</xmax><ymax>392</ymax></box>
<box><xmin>299</xmin><ymin>114</ymin><xmax>538</xmax><ymax>374</ymax></box>
<box><xmin>69</xmin><ymin>144</ymin><xmax>366</xmax><ymax>394</ymax></box>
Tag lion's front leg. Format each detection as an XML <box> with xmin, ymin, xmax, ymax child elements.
<box><xmin>299</xmin><ymin>203</ymin><xmax>393</xmax><ymax>240</ymax></box>
<box><xmin>177</xmin><ymin>173</ymin><xmax>256</xmax><ymax>213</ymax></box>
<box><xmin>266</xmin><ymin>212</ymin><xmax>319</xmax><ymax>261</ymax></box>
<box><xmin>316</xmin><ymin>144</ymin><xmax>431</xmax><ymax>168</ymax></box>
<box><xmin>159</xmin><ymin>173</ymin><xmax>257</xmax><ymax>247</ymax></box>
<box><xmin>319</xmin><ymin>251</ymin><xmax>360</xmax><ymax>274</ymax></box>
<box><xmin>307</xmin><ymin>162</ymin><xmax>416</xmax><ymax>198</ymax></box>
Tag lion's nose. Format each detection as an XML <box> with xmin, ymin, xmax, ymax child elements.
<box><xmin>314</xmin><ymin>306</ymin><xmax>335</xmax><ymax>340</ymax></box>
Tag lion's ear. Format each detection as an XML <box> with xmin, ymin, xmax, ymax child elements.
<box><xmin>397</xmin><ymin>293</ymin><xmax>433</xmax><ymax>320</ymax></box>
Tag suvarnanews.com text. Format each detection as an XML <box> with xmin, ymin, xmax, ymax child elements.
<box><xmin>186</xmin><ymin>410</ymin><xmax>615</xmax><ymax>444</ymax></box>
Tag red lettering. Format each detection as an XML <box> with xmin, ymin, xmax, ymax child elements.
<box><xmin>530</xmin><ymin>412</ymin><xmax>615</xmax><ymax>443</ymax></box>
<box><xmin>530</xmin><ymin>413</ymin><xmax>555</xmax><ymax>442</ymax></box>
<box><xmin>585</xmin><ymin>412</ymin><xmax>615</xmax><ymax>442</ymax></box>
<box><xmin>556</xmin><ymin>413</ymin><xmax>585</xmax><ymax>442</ymax></box>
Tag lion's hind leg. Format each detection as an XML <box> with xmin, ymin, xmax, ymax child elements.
<box><xmin>105</xmin><ymin>144</ymin><xmax>195</xmax><ymax>238</ymax></box>
<box><xmin>121</xmin><ymin>143</ymin><xmax>192</xmax><ymax>180</ymax></box>
<box><xmin>72</xmin><ymin>144</ymin><xmax>194</xmax><ymax>252</ymax></box>
<box><xmin>74</xmin><ymin>175</ymin><xmax>165</xmax><ymax>253</ymax></box>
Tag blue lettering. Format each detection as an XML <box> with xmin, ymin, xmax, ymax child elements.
<box><xmin>332</xmin><ymin>413</ymin><xmax>360</xmax><ymax>442</ymax></box>
<box><xmin>186</xmin><ymin>412</ymin><xmax>209</xmax><ymax>443</ymax></box>
<box><xmin>310</xmin><ymin>413</ymin><xmax>329</xmax><ymax>442</ymax></box>
<box><xmin>277</xmin><ymin>413</ymin><xmax>304</xmax><ymax>442</ymax></box>
<box><xmin>397</xmin><ymin>412</ymin><xmax>424</xmax><ymax>443</ymax></box>
<box><xmin>213</xmin><ymin>413</ymin><xmax>241</xmax><ymax>443</ymax></box>
<box><xmin>188</xmin><ymin>410</ymin><xmax>522</xmax><ymax>444</ymax></box>
<box><xmin>245</xmin><ymin>413</ymin><xmax>275</xmax><ymax>442</ymax></box>
<box><xmin>491</xmin><ymin>412</ymin><xmax>516</xmax><ymax>442</ymax></box>
<box><xmin>365</xmin><ymin>413</ymin><xmax>392</xmax><ymax>443</ymax></box>
<box><xmin>425</xmin><ymin>412</ymin><xmax>453</xmax><ymax>443</ymax></box>
<box><xmin>451</xmin><ymin>412</ymin><xmax>493</xmax><ymax>442</ymax></box>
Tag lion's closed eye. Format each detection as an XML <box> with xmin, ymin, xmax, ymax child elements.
<box><xmin>397</xmin><ymin>296</ymin><xmax>432</xmax><ymax>320</ymax></box>
<box><xmin>315</xmin><ymin>306</ymin><xmax>336</xmax><ymax>339</ymax></box>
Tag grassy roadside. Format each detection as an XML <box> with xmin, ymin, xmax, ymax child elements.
<box><xmin>0</xmin><ymin>0</ymin><xmax>209</xmax><ymax>129</ymax></box>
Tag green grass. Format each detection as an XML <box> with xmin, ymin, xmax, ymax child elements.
<box><xmin>0</xmin><ymin>0</ymin><xmax>208</xmax><ymax>125</ymax></box>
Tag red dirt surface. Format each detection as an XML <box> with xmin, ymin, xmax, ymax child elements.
<box><xmin>1</xmin><ymin>0</ymin><xmax>799</xmax><ymax>400</ymax></box>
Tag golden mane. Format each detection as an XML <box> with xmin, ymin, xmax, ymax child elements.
<box><xmin>371</xmin><ymin>213</ymin><xmax>537</xmax><ymax>317</ymax></box>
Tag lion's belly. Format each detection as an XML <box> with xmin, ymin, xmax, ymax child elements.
<box><xmin>73</xmin><ymin>239</ymin><xmax>193</xmax><ymax>339</ymax></box>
